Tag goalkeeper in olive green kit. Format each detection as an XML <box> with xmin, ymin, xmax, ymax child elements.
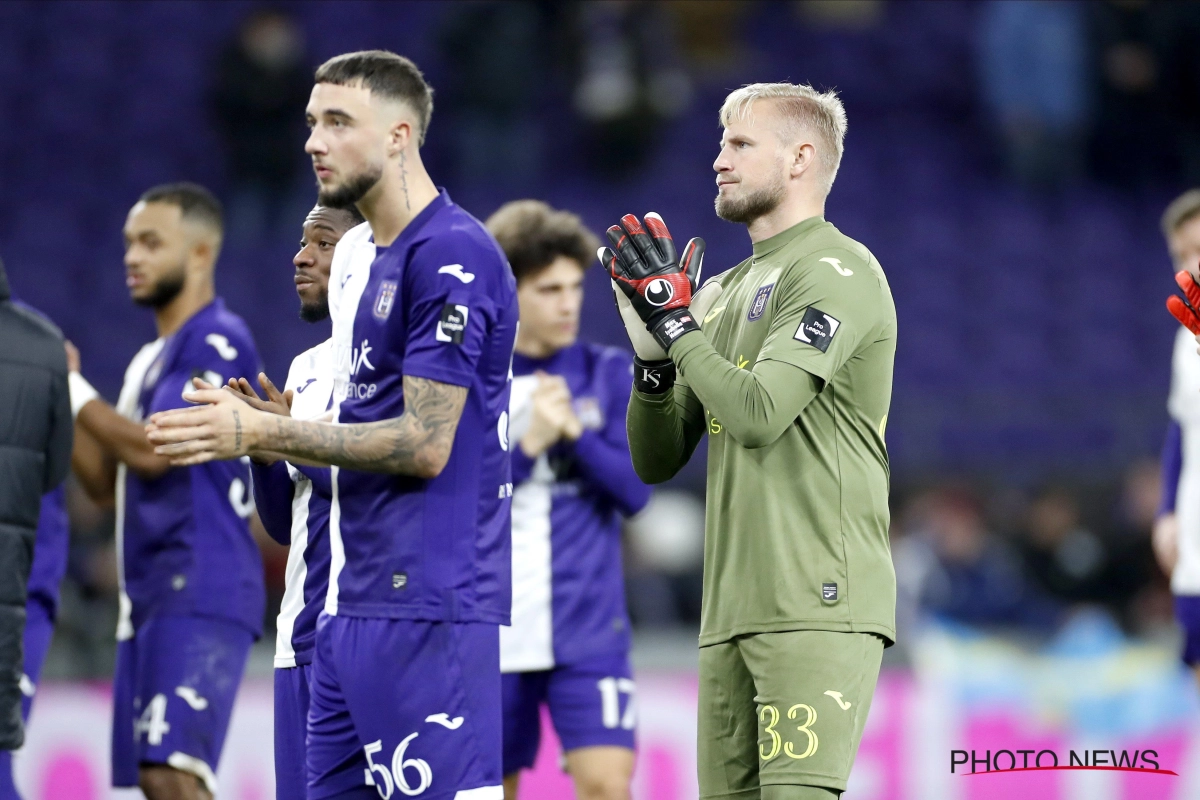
<box><xmin>601</xmin><ymin>83</ymin><xmax>896</xmax><ymax>798</ymax></box>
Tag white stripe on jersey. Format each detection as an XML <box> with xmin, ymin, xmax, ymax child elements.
<box><xmin>1170</xmin><ymin>326</ymin><xmax>1200</xmax><ymax>594</ymax></box>
<box><xmin>274</xmin><ymin>339</ymin><xmax>333</xmax><ymax>665</ymax></box>
<box><xmin>326</xmin><ymin>223</ymin><xmax>374</xmax><ymax>617</ymax></box>
<box><xmin>274</xmin><ymin>474</ymin><xmax>312</xmax><ymax>668</ymax></box>
<box><xmin>113</xmin><ymin>339</ymin><xmax>166</xmax><ymax>642</ymax></box>
<box><xmin>499</xmin><ymin>375</ymin><xmax>555</xmax><ymax>672</ymax></box>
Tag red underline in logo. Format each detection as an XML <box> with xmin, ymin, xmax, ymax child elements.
<box><xmin>966</xmin><ymin>766</ymin><xmax>1178</xmax><ymax>776</ymax></box>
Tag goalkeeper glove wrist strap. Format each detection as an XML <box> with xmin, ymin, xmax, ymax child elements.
<box><xmin>633</xmin><ymin>357</ymin><xmax>676</xmax><ymax>394</ymax></box>
<box><xmin>649</xmin><ymin>308</ymin><xmax>700</xmax><ymax>353</ymax></box>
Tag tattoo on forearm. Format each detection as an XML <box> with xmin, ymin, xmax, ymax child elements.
<box><xmin>233</xmin><ymin>409</ymin><xmax>242</xmax><ymax>451</ymax></box>
<box><xmin>267</xmin><ymin>376</ymin><xmax>466</xmax><ymax>476</ymax></box>
<box><xmin>400</xmin><ymin>150</ymin><xmax>411</xmax><ymax>212</ymax></box>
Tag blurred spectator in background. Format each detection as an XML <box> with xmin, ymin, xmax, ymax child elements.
<box><xmin>1086</xmin><ymin>0</ymin><xmax>1174</xmax><ymax>187</ymax></box>
<box><xmin>624</xmin><ymin>491</ymin><xmax>705</xmax><ymax>626</ymax></box>
<box><xmin>437</xmin><ymin>2</ymin><xmax>549</xmax><ymax>188</ymax></box>
<box><xmin>211</xmin><ymin>9</ymin><xmax>311</xmax><ymax>241</ymax></box>
<box><xmin>1020</xmin><ymin>487</ymin><xmax>1115</xmax><ymax>607</ymax></box>
<box><xmin>894</xmin><ymin>487</ymin><xmax>1058</xmax><ymax>631</ymax></box>
<box><xmin>1112</xmin><ymin>459</ymin><xmax>1172</xmax><ymax>633</ymax></box>
<box><xmin>665</xmin><ymin>1</ymin><xmax>751</xmax><ymax>77</ymax></box>
<box><xmin>569</xmin><ymin>1</ymin><xmax>692</xmax><ymax>176</ymax></box>
<box><xmin>978</xmin><ymin>0</ymin><xmax>1089</xmax><ymax>191</ymax></box>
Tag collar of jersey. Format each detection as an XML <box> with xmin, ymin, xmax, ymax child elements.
<box><xmin>369</xmin><ymin>188</ymin><xmax>451</xmax><ymax>250</ymax></box>
<box><xmin>751</xmin><ymin>215</ymin><xmax>826</xmax><ymax>260</ymax></box>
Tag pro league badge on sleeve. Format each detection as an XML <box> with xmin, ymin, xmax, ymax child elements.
<box><xmin>795</xmin><ymin>307</ymin><xmax>841</xmax><ymax>353</ymax></box>
<box><xmin>436</xmin><ymin>303</ymin><xmax>469</xmax><ymax>344</ymax></box>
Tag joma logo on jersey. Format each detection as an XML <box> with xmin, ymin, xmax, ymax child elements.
<box><xmin>747</xmin><ymin>283</ymin><xmax>775</xmax><ymax>321</ymax></box>
<box><xmin>373</xmin><ymin>281</ymin><xmax>397</xmax><ymax>320</ymax></box>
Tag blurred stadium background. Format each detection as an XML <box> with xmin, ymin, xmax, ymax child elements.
<box><xmin>4</xmin><ymin>1</ymin><xmax>1200</xmax><ymax>797</ymax></box>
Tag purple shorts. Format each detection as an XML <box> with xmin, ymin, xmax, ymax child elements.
<box><xmin>0</xmin><ymin>602</ymin><xmax>55</xmax><ymax>800</ymax></box>
<box><xmin>306</xmin><ymin>614</ymin><xmax>503</xmax><ymax>799</ymax></box>
<box><xmin>501</xmin><ymin>652</ymin><xmax>636</xmax><ymax>777</ymax></box>
<box><xmin>1176</xmin><ymin>595</ymin><xmax>1200</xmax><ymax>665</ymax></box>
<box><xmin>111</xmin><ymin>615</ymin><xmax>254</xmax><ymax>794</ymax></box>
<box><xmin>275</xmin><ymin>664</ymin><xmax>312</xmax><ymax>800</ymax></box>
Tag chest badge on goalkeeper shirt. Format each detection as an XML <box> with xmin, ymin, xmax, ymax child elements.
<box><xmin>747</xmin><ymin>283</ymin><xmax>774</xmax><ymax>321</ymax></box>
<box><xmin>795</xmin><ymin>307</ymin><xmax>840</xmax><ymax>353</ymax></box>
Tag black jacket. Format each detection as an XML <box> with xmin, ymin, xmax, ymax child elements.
<box><xmin>0</xmin><ymin>260</ymin><xmax>71</xmax><ymax>749</ymax></box>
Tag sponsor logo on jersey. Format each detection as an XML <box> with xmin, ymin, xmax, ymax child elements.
<box><xmin>436</xmin><ymin>303</ymin><xmax>469</xmax><ymax>344</ymax></box>
<box><xmin>373</xmin><ymin>280</ymin><xmax>397</xmax><ymax>320</ymax></box>
<box><xmin>392</xmin><ymin>572</ymin><xmax>408</xmax><ymax>590</ymax></box>
<box><xmin>747</xmin><ymin>283</ymin><xmax>775</xmax><ymax>321</ymax></box>
<box><xmin>822</xmin><ymin>582</ymin><xmax>838</xmax><ymax>601</ymax></box>
<box><xmin>334</xmin><ymin>340</ymin><xmax>379</xmax><ymax>400</ymax></box>
<box><xmin>795</xmin><ymin>308</ymin><xmax>841</xmax><ymax>353</ymax></box>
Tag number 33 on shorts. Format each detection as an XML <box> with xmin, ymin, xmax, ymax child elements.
<box><xmin>759</xmin><ymin>703</ymin><xmax>819</xmax><ymax>761</ymax></box>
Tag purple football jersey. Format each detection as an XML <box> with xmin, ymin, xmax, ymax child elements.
<box><xmin>28</xmin><ymin>487</ymin><xmax>68</xmax><ymax>619</ymax></box>
<box><xmin>251</xmin><ymin>340</ymin><xmax>335</xmax><ymax>667</ymax></box>
<box><xmin>503</xmin><ymin>343</ymin><xmax>650</xmax><ymax>670</ymax></box>
<box><xmin>115</xmin><ymin>299</ymin><xmax>265</xmax><ymax>637</ymax></box>
<box><xmin>327</xmin><ymin>190</ymin><xmax>517</xmax><ymax>623</ymax></box>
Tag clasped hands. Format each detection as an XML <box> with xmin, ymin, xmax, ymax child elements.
<box><xmin>600</xmin><ymin>212</ymin><xmax>722</xmax><ymax>360</ymax></box>
<box><xmin>144</xmin><ymin>373</ymin><xmax>294</xmax><ymax>466</ymax></box>
<box><xmin>520</xmin><ymin>372</ymin><xmax>583</xmax><ymax>459</ymax></box>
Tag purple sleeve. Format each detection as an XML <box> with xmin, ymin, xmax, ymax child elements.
<box><xmin>511</xmin><ymin>447</ymin><xmax>536</xmax><ymax>485</ymax></box>
<box><xmin>402</xmin><ymin>243</ymin><xmax>498</xmax><ymax>388</ymax></box>
<box><xmin>567</xmin><ymin>353</ymin><xmax>651</xmax><ymax>517</ymax></box>
<box><xmin>250</xmin><ymin>461</ymin><xmax>294</xmax><ymax>546</ymax></box>
<box><xmin>1161</xmin><ymin>420</ymin><xmax>1183</xmax><ymax>517</ymax></box>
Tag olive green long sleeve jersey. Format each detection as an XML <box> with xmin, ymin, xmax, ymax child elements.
<box><xmin>628</xmin><ymin>216</ymin><xmax>897</xmax><ymax>646</ymax></box>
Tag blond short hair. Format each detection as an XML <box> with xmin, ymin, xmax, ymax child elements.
<box><xmin>719</xmin><ymin>82</ymin><xmax>847</xmax><ymax>194</ymax></box>
<box><xmin>1162</xmin><ymin>189</ymin><xmax>1200</xmax><ymax>239</ymax></box>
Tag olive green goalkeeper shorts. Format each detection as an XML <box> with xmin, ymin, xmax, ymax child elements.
<box><xmin>698</xmin><ymin>630</ymin><xmax>884</xmax><ymax>797</ymax></box>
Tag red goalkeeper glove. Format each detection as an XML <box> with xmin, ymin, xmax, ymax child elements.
<box><xmin>599</xmin><ymin>213</ymin><xmax>705</xmax><ymax>352</ymax></box>
<box><xmin>1168</xmin><ymin>270</ymin><xmax>1200</xmax><ymax>334</ymax></box>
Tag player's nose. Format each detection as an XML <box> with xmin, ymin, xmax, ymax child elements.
<box><xmin>304</xmin><ymin>130</ymin><xmax>325</xmax><ymax>155</ymax></box>
<box><xmin>294</xmin><ymin>246</ymin><xmax>314</xmax><ymax>268</ymax></box>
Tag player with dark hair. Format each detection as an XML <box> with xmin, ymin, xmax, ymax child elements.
<box><xmin>215</xmin><ymin>203</ymin><xmax>362</xmax><ymax>800</ymax></box>
<box><xmin>486</xmin><ymin>200</ymin><xmax>649</xmax><ymax>800</ymax></box>
<box><xmin>147</xmin><ymin>51</ymin><xmax>518</xmax><ymax>799</ymax></box>
<box><xmin>606</xmin><ymin>83</ymin><xmax>897</xmax><ymax>799</ymax></box>
<box><xmin>68</xmin><ymin>182</ymin><xmax>264</xmax><ymax>800</ymax></box>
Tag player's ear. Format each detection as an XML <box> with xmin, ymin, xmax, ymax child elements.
<box><xmin>385</xmin><ymin>111</ymin><xmax>414</xmax><ymax>157</ymax></box>
<box><xmin>187</xmin><ymin>230</ymin><xmax>219</xmax><ymax>272</ymax></box>
<box><xmin>790</xmin><ymin>141</ymin><xmax>816</xmax><ymax>179</ymax></box>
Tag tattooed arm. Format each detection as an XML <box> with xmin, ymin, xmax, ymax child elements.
<box><xmin>145</xmin><ymin>376</ymin><xmax>469</xmax><ymax>477</ymax></box>
<box><xmin>259</xmin><ymin>376</ymin><xmax>466</xmax><ymax>476</ymax></box>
